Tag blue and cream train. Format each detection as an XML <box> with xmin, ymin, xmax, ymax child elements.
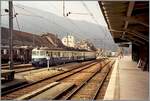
<box><xmin>31</xmin><ymin>47</ymin><xmax>96</xmax><ymax>67</ymax></box>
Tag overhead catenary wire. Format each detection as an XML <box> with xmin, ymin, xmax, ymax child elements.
<box><xmin>14</xmin><ymin>4</ymin><xmax>79</xmax><ymax>37</ymax></box>
<box><xmin>81</xmin><ymin>1</ymin><xmax>110</xmax><ymax>41</ymax></box>
<box><xmin>13</xmin><ymin>5</ymin><xmax>70</xmax><ymax>35</ymax></box>
<box><xmin>49</xmin><ymin>2</ymin><xmax>87</xmax><ymax>40</ymax></box>
<box><xmin>2</xmin><ymin>6</ymin><xmax>52</xmax><ymax>34</ymax></box>
<box><xmin>14</xmin><ymin>3</ymin><xmax>94</xmax><ymax>42</ymax></box>
<box><xmin>13</xmin><ymin>6</ymin><xmax>21</xmax><ymax>31</ymax></box>
<box><xmin>65</xmin><ymin>17</ymin><xmax>86</xmax><ymax>39</ymax></box>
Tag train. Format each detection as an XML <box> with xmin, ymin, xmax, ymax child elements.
<box><xmin>1</xmin><ymin>46</ymin><xmax>32</xmax><ymax>64</ymax></box>
<box><xmin>31</xmin><ymin>47</ymin><xmax>96</xmax><ymax>67</ymax></box>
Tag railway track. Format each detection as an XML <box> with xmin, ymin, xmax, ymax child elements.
<box><xmin>1</xmin><ymin>61</ymin><xmax>92</xmax><ymax>73</ymax></box>
<box><xmin>55</xmin><ymin>60</ymin><xmax>115</xmax><ymax>100</ymax></box>
<box><xmin>1</xmin><ymin>59</ymin><xmax>102</xmax><ymax>100</ymax></box>
<box><xmin>12</xmin><ymin>59</ymin><xmax>114</xmax><ymax>100</ymax></box>
<box><xmin>1</xmin><ymin>64</ymin><xmax>36</xmax><ymax>73</ymax></box>
<box><xmin>1</xmin><ymin>63</ymin><xmax>22</xmax><ymax>67</ymax></box>
<box><xmin>1</xmin><ymin>64</ymin><xmax>32</xmax><ymax>69</ymax></box>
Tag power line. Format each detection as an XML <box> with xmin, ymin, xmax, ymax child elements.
<box><xmin>65</xmin><ymin>17</ymin><xmax>86</xmax><ymax>39</ymax></box>
<box><xmin>48</xmin><ymin>2</ymin><xmax>86</xmax><ymax>40</ymax></box>
<box><xmin>2</xmin><ymin>6</ymin><xmax>51</xmax><ymax>33</ymax></box>
<box><xmin>14</xmin><ymin>5</ymin><xmax>70</xmax><ymax>34</ymax></box>
<box><xmin>81</xmin><ymin>1</ymin><xmax>110</xmax><ymax>41</ymax></box>
<box><xmin>13</xmin><ymin>6</ymin><xmax>20</xmax><ymax>31</ymax></box>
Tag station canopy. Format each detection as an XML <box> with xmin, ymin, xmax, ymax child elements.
<box><xmin>98</xmin><ymin>1</ymin><xmax>149</xmax><ymax>46</ymax></box>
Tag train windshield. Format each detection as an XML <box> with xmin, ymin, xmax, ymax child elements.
<box><xmin>32</xmin><ymin>51</ymin><xmax>36</xmax><ymax>55</ymax></box>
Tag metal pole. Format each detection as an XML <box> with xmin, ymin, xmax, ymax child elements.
<box><xmin>9</xmin><ymin>1</ymin><xmax>13</xmax><ymax>70</ymax></box>
<box><xmin>47</xmin><ymin>58</ymin><xmax>50</xmax><ymax>70</ymax></box>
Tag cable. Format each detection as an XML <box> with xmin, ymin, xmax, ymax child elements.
<box><xmin>14</xmin><ymin>5</ymin><xmax>70</xmax><ymax>35</ymax></box>
<box><xmin>13</xmin><ymin>6</ymin><xmax>21</xmax><ymax>31</ymax></box>
<box><xmin>43</xmin><ymin>3</ymin><xmax>86</xmax><ymax>40</ymax></box>
<box><xmin>65</xmin><ymin>17</ymin><xmax>86</xmax><ymax>39</ymax></box>
<box><xmin>14</xmin><ymin>5</ymin><xmax>73</xmax><ymax>34</ymax></box>
<box><xmin>81</xmin><ymin>1</ymin><xmax>110</xmax><ymax>41</ymax></box>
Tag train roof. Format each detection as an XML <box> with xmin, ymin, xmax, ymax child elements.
<box><xmin>32</xmin><ymin>47</ymin><xmax>95</xmax><ymax>52</ymax></box>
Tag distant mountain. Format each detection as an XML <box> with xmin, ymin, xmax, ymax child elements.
<box><xmin>1</xmin><ymin>4</ymin><xmax>117</xmax><ymax>51</ymax></box>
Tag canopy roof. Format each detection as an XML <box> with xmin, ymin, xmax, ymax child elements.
<box><xmin>99</xmin><ymin>1</ymin><xmax>149</xmax><ymax>46</ymax></box>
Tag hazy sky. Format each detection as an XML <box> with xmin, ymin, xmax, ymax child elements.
<box><xmin>1</xmin><ymin>1</ymin><xmax>107</xmax><ymax>27</ymax></box>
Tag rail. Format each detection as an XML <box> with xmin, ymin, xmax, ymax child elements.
<box><xmin>1</xmin><ymin>60</ymin><xmax>98</xmax><ymax>98</ymax></box>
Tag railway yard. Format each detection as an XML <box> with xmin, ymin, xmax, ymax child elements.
<box><xmin>1</xmin><ymin>58</ymin><xmax>115</xmax><ymax>100</ymax></box>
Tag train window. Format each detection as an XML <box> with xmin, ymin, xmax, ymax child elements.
<box><xmin>52</xmin><ymin>52</ymin><xmax>58</xmax><ymax>57</ymax></box>
<box><xmin>52</xmin><ymin>52</ymin><xmax>55</xmax><ymax>57</ymax></box>
<box><xmin>46</xmin><ymin>51</ymin><xmax>49</xmax><ymax>56</ymax></box>
<box><xmin>32</xmin><ymin>51</ymin><xmax>36</xmax><ymax>55</ymax></box>
<box><xmin>36</xmin><ymin>51</ymin><xmax>40</xmax><ymax>55</ymax></box>
<box><xmin>61</xmin><ymin>52</ymin><xmax>64</xmax><ymax>57</ymax></box>
<box><xmin>57</xmin><ymin>52</ymin><xmax>59</xmax><ymax>57</ymax></box>
<box><xmin>40</xmin><ymin>51</ymin><xmax>45</xmax><ymax>56</ymax></box>
<box><xmin>64</xmin><ymin>52</ymin><xmax>67</xmax><ymax>57</ymax></box>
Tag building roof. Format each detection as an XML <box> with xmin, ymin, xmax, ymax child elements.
<box><xmin>41</xmin><ymin>33</ymin><xmax>65</xmax><ymax>48</ymax></box>
<box><xmin>1</xmin><ymin>27</ymin><xmax>64</xmax><ymax>48</ymax></box>
<box><xmin>98</xmin><ymin>1</ymin><xmax>149</xmax><ymax>46</ymax></box>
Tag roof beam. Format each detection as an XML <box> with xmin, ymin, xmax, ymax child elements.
<box><xmin>127</xmin><ymin>36</ymin><xmax>145</xmax><ymax>45</ymax></box>
<box><xmin>126</xmin><ymin>34</ymin><xmax>145</xmax><ymax>45</ymax></box>
<box><xmin>122</xmin><ymin>37</ymin><xmax>141</xmax><ymax>46</ymax></box>
<box><xmin>125</xmin><ymin>16</ymin><xmax>149</xmax><ymax>27</ymax></box>
<box><xmin>106</xmin><ymin>16</ymin><xmax>149</xmax><ymax>27</ymax></box>
<box><xmin>126</xmin><ymin>29</ymin><xmax>148</xmax><ymax>42</ymax></box>
<box><xmin>109</xmin><ymin>29</ymin><xmax>124</xmax><ymax>33</ymax></box>
<box><xmin>122</xmin><ymin>1</ymin><xmax>135</xmax><ymax>38</ymax></box>
<box><xmin>109</xmin><ymin>28</ymin><xmax>148</xmax><ymax>42</ymax></box>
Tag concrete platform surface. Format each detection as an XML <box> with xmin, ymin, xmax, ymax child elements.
<box><xmin>104</xmin><ymin>56</ymin><xmax>149</xmax><ymax>100</ymax></box>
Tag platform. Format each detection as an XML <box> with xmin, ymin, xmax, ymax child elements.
<box><xmin>1</xmin><ymin>79</ymin><xmax>27</xmax><ymax>93</ymax></box>
<box><xmin>104</xmin><ymin>56</ymin><xmax>149</xmax><ymax>100</ymax></box>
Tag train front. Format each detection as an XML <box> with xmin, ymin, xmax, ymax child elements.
<box><xmin>31</xmin><ymin>48</ymin><xmax>47</xmax><ymax>67</ymax></box>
